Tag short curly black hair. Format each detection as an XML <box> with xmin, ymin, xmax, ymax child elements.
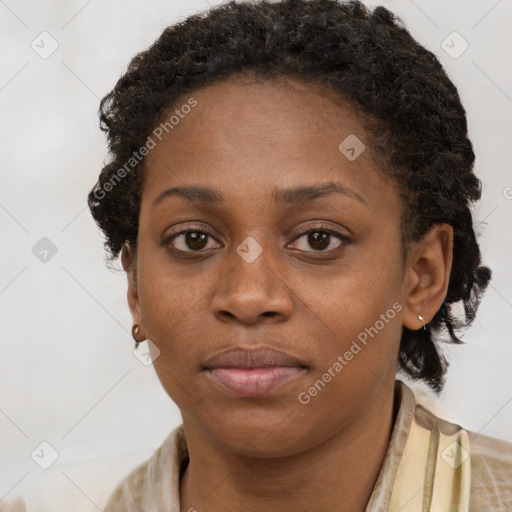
<box><xmin>88</xmin><ymin>0</ymin><xmax>491</xmax><ymax>393</ymax></box>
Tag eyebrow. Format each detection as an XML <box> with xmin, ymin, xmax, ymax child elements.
<box><xmin>151</xmin><ymin>181</ymin><xmax>368</xmax><ymax>209</ymax></box>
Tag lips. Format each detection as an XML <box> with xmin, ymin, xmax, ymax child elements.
<box><xmin>203</xmin><ymin>346</ymin><xmax>308</xmax><ymax>397</ymax></box>
<box><xmin>203</xmin><ymin>346</ymin><xmax>307</xmax><ymax>369</ymax></box>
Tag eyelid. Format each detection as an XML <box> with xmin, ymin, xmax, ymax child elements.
<box><xmin>288</xmin><ymin>223</ymin><xmax>351</xmax><ymax>242</ymax></box>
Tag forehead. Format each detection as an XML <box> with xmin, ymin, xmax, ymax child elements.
<box><xmin>141</xmin><ymin>76</ymin><xmax>398</xmax><ymax>214</ymax></box>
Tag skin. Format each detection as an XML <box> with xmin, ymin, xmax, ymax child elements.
<box><xmin>121</xmin><ymin>75</ymin><xmax>453</xmax><ymax>512</ymax></box>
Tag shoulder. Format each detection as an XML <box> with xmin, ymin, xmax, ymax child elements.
<box><xmin>104</xmin><ymin>424</ymin><xmax>187</xmax><ymax>512</ymax></box>
<box><xmin>103</xmin><ymin>456</ymin><xmax>149</xmax><ymax>512</ymax></box>
<box><xmin>411</xmin><ymin>388</ymin><xmax>512</xmax><ymax>511</ymax></box>
<box><xmin>467</xmin><ymin>429</ymin><xmax>512</xmax><ymax>511</ymax></box>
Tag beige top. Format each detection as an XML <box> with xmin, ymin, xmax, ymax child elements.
<box><xmin>2</xmin><ymin>380</ymin><xmax>511</xmax><ymax>511</ymax></box>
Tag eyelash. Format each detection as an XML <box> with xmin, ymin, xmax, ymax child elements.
<box><xmin>162</xmin><ymin>224</ymin><xmax>352</xmax><ymax>255</ymax></box>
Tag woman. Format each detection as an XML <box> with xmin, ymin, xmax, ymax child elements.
<box><xmin>6</xmin><ymin>0</ymin><xmax>510</xmax><ymax>510</ymax></box>
<box><xmin>91</xmin><ymin>0</ymin><xmax>512</xmax><ymax>510</ymax></box>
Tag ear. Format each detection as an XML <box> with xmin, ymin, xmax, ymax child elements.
<box><xmin>121</xmin><ymin>243</ymin><xmax>145</xmax><ymax>335</ymax></box>
<box><xmin>402</xmin><ymin>223</ymin><xmax>454</xmax><ymax>330</ymax></box>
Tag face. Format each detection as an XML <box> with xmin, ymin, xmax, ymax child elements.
<box><xmin>123</xmin><ymin>75</ymin><xmax>431</xmax><ymax>457</ymax></box>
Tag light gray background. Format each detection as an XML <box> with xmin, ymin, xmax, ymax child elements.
<box><xmin>1</xmin><ymin>0</ymin><xmax>511</xmax><ymax>510</ymax></box>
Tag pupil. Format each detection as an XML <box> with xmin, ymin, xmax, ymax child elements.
<box><xmin>309</xmin><ymin>231</ymin><xmax>329</xmax><ymax>250</ymax></box>
<box><xmin>187</xmin><ymin>232</ymin><xmax>208</xmax><ymax>250</ymax></box>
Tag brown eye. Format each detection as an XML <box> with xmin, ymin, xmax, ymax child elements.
<box><xmin>167</xmin><ymin>230</ymin><xmax>219</xmax><ymax>252</ymax></box>
<box><xmin>290</xmin><ymin>228</ymin><xmax>350</xmax><ymax>252</ymax></box>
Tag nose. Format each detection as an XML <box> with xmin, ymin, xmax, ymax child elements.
<box><xmin>211</xmin><ymin>241</ymin><xmax>294</xmax><ymax>326</ymax></box>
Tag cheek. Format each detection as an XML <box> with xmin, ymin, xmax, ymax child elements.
<box><xmin>136</xmin><ymin>237</ymin><xmax>201</xmax><ymax>332</ymax></box>
<box><xmin>137</xmin><ymin>266</ymin><xmax>208</xmax><ymax>406</ymax></box>
<box><xmin>302</xmin><ymin>240</ymin><xmax>404</xmax><ymax>368</ymax></box>
<box><xmin>136</xmin><ymin>251</ymin><xmax>220</xmax><ymax>382</ymax></box>
<box><xmin>138</xmin><ymin>274</ymin><xmax>198</xmax><ymax>349</ymax></box>
<box><xmin>298</xmin><ymin>277</ymin><xmax>402</xmax><ymax>376</ymax></box>
<box><xmin>293</xmin><ymin>266</ymin><xmax>404</xmax><ymax>430</ymax></box>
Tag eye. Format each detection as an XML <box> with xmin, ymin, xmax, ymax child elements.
<box><xmin>289</xmin><ymin>226</ymin><xmax>351</xmax><ymax>252</ymax></box>
<box><xmin>165</xmin><ymin>229</ymin><xmax>221</xmax><ymax>252</ymax></box>
<box><xmin>163</xmin><ymin>224</ymin><xmax>351</xmax><ymax>255</ymax></box>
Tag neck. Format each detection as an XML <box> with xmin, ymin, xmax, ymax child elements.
<box><xmin>179</xmin><ymin>382</ymin><xmax>398</xmax><ymax>512</ymax></box>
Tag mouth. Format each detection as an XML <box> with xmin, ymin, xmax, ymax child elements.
<box><xmin>206</xmin><ymin>366</ymin><xmax>307</xmax><ymax>397</ymax></box>
<box><xmin>203</xmin><ymin>346</ymin><xmax>308</xmax><ymax>397</ymax></box>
